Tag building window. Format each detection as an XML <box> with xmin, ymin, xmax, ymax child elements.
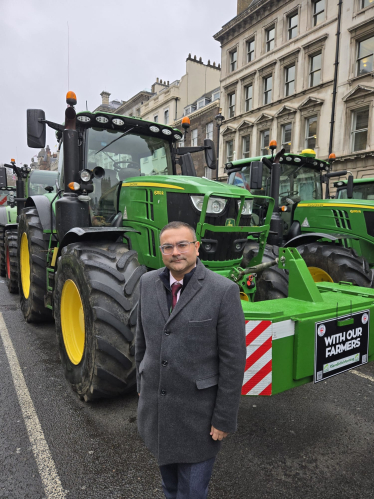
<box><xmin>136</xmin><ymin>108</ymin><xmax>141</xmax><ymax>116</ymax></box>
<box><xmin>230</xmin><ymin>49</ymin><xmax>237</xmax><ymax>72</ymax></box>
<box><xmin>154</xmin><ymin>115</ymin><xmax>158</xmax><ymax>123</ymax></box>
<box><xmin>206</xmin><ymin>122</ymin><xmax>214</xmax><ymax>140</ymax></box>
<box><xmin>266</xmin><ymin>27</ymin><xmax>275</xmax><ymax>52</ymax></box>
<box><xmin>244</xmin><ymin>85</ymin><xmax>253</xmax><ymax>112</ymax></box>
<box><xmin>313</xmin><ymin>0</ymin><xmax>325</xmax><ymax>27</ymax></box>
<box><xmin>263</xmin><ymin>76</ymin><xmax>272</xmax><ymax>105</ymax></box>
<box><xmin>305</xmin><ymin>116</ymin><xmax>317</xmax><ymax>149</ymax></box>
<box><xmin>242</xmin><ymin>135</ymin><xmax>250</xmax><ymax>158</ymax></box>
<box><xmin>260</xmin><ymin>130</ymin><xmax>270</xmax><ymax>155</ymax></box>
<box><xmin>191</xmin><ymin>129</ymin><xmax>198</xmax><ymax>147</ymax></box>
<box><xmin>226</xmin><ymin>140</ymin><xmax>234</xmax><ymax>162</ymax></box>
<box><xmin>309</xmin><ymin>53</ymin><xmax>321</xmax><ymax>87</ymax></box>
<box><xmin>212</xmin><ymin>91</ymin><xmax>220</xmax><ymax>101</ymax></box>
<box><xmin>228</xmin><ymin>92</ymin><xmax>236</xmax><ymax>118</ymax></box>
<box><xmin>281</xmin><ymin>123</ymin><xmax>292</xmax><ymax>153</ymax></box>
<box><xmin>285</xmin><ymin>65</ymin><xmax>295</xmax><ymax>96</ymax></box>
<box><xmin>351</xmin><ymin>108</ymin><xmax>369</xmax><ymax>152</ymax></box>
<box><xmin>357</xmin><ymin>36</ymin><xmax>374</xmax><ymax>76</ymax></box>
<box><xmin>178</xmin><ymin>137</ymin><xmax>185</xmax><ymax>148</ymax></box>
<box><xmin>288</xmin><ymin>13</ymin><xmax>298</xmax><ymax>40</ymax></box>
<box><xmin>164</xmin><ymin>109</ymin><xmax>169</xmax><ymax>124</ymax></box>
<box><xmin>247</xmin><ymin>39</ymin><xmax>255</xmax><ymax>62</ymax></box>
<box><xmin>362</xmin><ymin>0</ymin><xmax>374</xmax><ymax>7</ymax></box>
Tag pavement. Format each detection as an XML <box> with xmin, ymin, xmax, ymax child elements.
<box><xmin>1</xmin><ymin>278</ymin><xmax>374</xmax><ymax>499</ymax></box>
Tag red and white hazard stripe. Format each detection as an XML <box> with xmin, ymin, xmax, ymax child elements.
<box><xmin>242</xmin><ymin>319</ymin><xmax>294</xmax><ymax>396</ymax></box>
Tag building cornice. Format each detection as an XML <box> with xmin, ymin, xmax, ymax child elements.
<box><xmin>173</xmin><ymin>101</ymin><xmax>220</xmax><ymax>126</ymax></box>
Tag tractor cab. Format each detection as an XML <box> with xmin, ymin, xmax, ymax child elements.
<box><xmin>226</xmin><ymin>149</ymin><xmax>327</xmax><ymax>237</ymax></box>
<box><xmin>335</xmin><ymin>177</ymin><xmax>374</xmax><ymax>200</ymax></box>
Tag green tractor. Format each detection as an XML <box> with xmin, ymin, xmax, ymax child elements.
<box><xmin>20</xmin><ymin>92</ymin><xmax>374</xmax><ymax>401</ymax></box>
<box><xmin>226</xmin><ymin>148</ymin><xmax>373</xmax><ymax>288</ymax></box>
<box><xmin>334</xmin><ymin>176</ymin><xmax>374</xmax><ymax>201</ymax></box>
<box><xmin>0</xmin><ymin>163</ymin><xmax>57</xmax><ymax>292</ymax></box>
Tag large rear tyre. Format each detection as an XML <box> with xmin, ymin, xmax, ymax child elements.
<box><xmin>18</xmin><ymin>208</ymin><xmax>52</xmax><ymax>322</ymax></box>
<box><xmin>0</xmin><ymin>227</ymin><xmax>5</xmax><ymax>277</ymax></box>
<box><xmin>5</xmin><ymin>229</ymin><xmax>19</xmax><ymax>293</ymax></box>
<box><xmin>54</xmin><ymin>242</ymin><xmax>146</xmax><ymax>401</ymax></box>
<box><xmin>242</xmin><ymin>242</ymin><xmax>288</xmax><ymax>300</ymax></box>
<box><xmin>297</xmin><ymin>243</ymin><xmax>373</xmax><ymax>287</ymax></box>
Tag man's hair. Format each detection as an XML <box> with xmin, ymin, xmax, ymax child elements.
<box><xmin>160</xmin><ymin>221</ymin><xmax>196</xmax><ymax>240</ymax></box>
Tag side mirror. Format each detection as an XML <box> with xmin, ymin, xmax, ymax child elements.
<box><xmin>27</xmin><ymin>109</ymin><xmax>46</xmax><ymax>148</ymax></box>
<box><xmin>204</xmin><ymin>139</ymin><xmax>217</xmax><ymax>170</ymax></box>
<box><xmin>347</xmin><ymin>175</ymin><xmax>354</xmax><ymax>199</ymax></box>
<box><xmin>249</xmin><ymin>162</ymin><xmax>263</xmax><ymax>189</ymax></box>
<box><xmin>93</xmin><ymin>166</ymin><xmax>105</xmax><ymax>179</ymax></box>
<box><xmin>0</xmin><ymin>167</ymin><xmax>7</xmax><ymax>189</ymax></box>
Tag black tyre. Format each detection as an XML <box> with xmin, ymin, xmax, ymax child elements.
<box><xmin>18</xmin><ymin>208</ymin><xmax>52</xmax><ymax>322</ymax></box>
<box><xmin>242</xmin><ymin>242</ymin><xmax>288</xmax><ymax>300</ymax></box>
<box><xmin>5</xmin><ymin>229</ymin><xmax>19</xmax><ymax>293</ymax></box>
<box><xmin>297</xmin><ymin>242</ymin><xmax>373</xmax><ymax>287</ymax></box>
<box><xmin>0</xmin><ymin>227</ymin><xmax>5</xmax><ymax>277</ymax></box>
<box><xmin>54</xmin><ymin>242</ymin><xmax>146</xmax><ymax>401</ymax></box>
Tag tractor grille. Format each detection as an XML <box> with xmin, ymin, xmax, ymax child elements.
<box><xmin>332</xmin><ymin>209</ymin><xmax>351</xmax><ymax>230</ymax></box>
<box><xmin>364</xmin><ymin>211</ymin><xmax>374</xmax><ymax>237</ymax></box>
<box><xmin>167</xmin><ymin>193</ymin><xmax>252</xmax><ymax>261</ymax></box>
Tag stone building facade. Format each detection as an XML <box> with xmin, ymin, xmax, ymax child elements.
<box><xmin>214</xmin><ymin>0</ymin><xmax>374</xmax><ymax>182</ymax></box>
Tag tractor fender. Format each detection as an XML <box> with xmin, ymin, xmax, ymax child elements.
<box><xmin>59</xmin><ymin>226</ymin><xmax>140</xmax><ymax>252</ymax></box>
<box><xmin>284</xmin><ymin>232</ymin><xmax>359</xmax><ymax>248</ymax></box>
<box><xmin>0</xmin><ymin>206</ymin><xmax>8</xmax><ymax>227</ymax></box>
<box><xmin>25</xmin><ymin>195</ymin><xmax>53</xmax><ymax>232</ymax></box>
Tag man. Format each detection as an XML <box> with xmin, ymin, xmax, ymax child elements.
<box><xmin>135</xmin><ymin>221</ymin><xmax>246</xmax><ymax>499</ymax></box>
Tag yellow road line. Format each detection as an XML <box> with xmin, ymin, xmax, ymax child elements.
<box><xmin>350</xmin><ymin>369</ymin><xmax>374</xmax><ymax>382</ymax></box>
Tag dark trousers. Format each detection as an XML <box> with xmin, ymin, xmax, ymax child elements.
<box><xmin>159</xmin><ymin>457</ymin><xmax>216</xmax><ymax>499</ymax></box>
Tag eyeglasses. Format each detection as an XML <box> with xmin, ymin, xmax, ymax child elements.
<box><xmin>159</xmin><ymin>241</ymin><xmax>197</xmax><ymax>255</ymax></box>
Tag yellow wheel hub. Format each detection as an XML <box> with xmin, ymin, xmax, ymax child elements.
<box><xmin>308</xmin><ymin>267</ymin><xmax>334</xmax><ymax>283</ymax></box>
<box><xmin>20</xmin><ymin>233</ymin><xmax>31</xmax><ymax>299</ymax></box>
<box><xmin>61</xmin><ymin>279</ymin><xmax>85</xmax><ymax>365</ymax></box>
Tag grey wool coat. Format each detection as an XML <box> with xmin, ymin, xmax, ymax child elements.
<box><xmin>135</xmin><ymin>259</ymin><xmax>246</xmax><ymax>466</ymax></box>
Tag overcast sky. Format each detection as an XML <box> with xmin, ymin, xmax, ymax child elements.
<box><xmin>0</xmin><ymin>0</ymin><xmax>236</xmax><ymax>166</ymax></box>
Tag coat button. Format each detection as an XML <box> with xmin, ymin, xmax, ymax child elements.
<box><xmin>164</xmin><ymin>329</ymin><xmax>170</xmax><ymax>336</ymax></box>
<box><xmin>162</xmin><ymin>360</ymin><xmax>168</xmax><ymax>366</ymax></box>
<box><xmin>161</xmin><ymin>389</ymin><xmax>166</xmax><ymax>396</ymax></box>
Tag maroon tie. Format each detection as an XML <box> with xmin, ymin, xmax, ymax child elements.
<box><xmin>171</xmin><ymin>282</ymin><xmax>183</xmax><ymax>311</ymax></box>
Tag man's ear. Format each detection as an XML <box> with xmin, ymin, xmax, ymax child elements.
<box><xmin>195</xmin><ymin>241</ymin><xmax>200</xmax><ymax>256</ymax></box>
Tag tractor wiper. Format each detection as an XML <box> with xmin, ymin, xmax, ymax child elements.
<box><xmin>95</xmin><ymin>127</ymin><xmax>134</xmax><ymax>155</ymax></box>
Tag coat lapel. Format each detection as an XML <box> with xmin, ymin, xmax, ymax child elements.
<box><xmin>155</xmin><ymin>277</ymin><xmax>170</xmax><ymax>323</ymax></box>
<box><xmin>166</xmin><ymin>260</ymin><xmax>206</xmax><ymax>325</ymax></box>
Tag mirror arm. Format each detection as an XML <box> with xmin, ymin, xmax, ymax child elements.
<box><xmin>39</xmin><ymin>119</ymin><xmax>65</xmax><ymax>133</ymax></box>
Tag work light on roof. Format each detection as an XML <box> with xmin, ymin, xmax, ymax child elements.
<box><xmin>96</xmin><ymin>116</ymin><xmax>109</xmax><ymax>124</ymax></box>
<box><xmin>149</xmin><ymin>126</ymin><xmax>160</xmax><ymax>133</ymax></box>
<box><xmin>286</xmin><ymin>156</ymin><xmax>292</xmax><ymax>161</ymax></box>
<box><xmin>174</xmin><ymin>134</ymin><xmax>182</xmax><ymax>140</ymax></box>
<box><xmin>162</xmin><ymin>129</ymin><xmax>172</xmax><ymax>136</ymax></box>
<box><xmin>294</xmin><ymin>157</ymin><xmax>301</xmax><ymax>162</ymax></box>
<box><xmin>112</xmin><ymin>118</ymin><xmax>124</xmax><ymax>126</ymax></box>
<box><xmin>77</xmin><ymin>115</ymin><xmax>91</xmax><ymax>123</ymax></box>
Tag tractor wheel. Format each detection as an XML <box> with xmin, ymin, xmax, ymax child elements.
<box><xmin>18</xmin><ymin>208</ymin><xmax>52</xmax><ymax>322</ymax></box>
<box><xmin>54</xmin><ymin>242</ymin><xmax>146</xmax><ymax>401</ymax></box>
<box><xmin>242</xmin><ymin>242</ymin><xmax>288</xmax><ymax>301</ymax></box>
<box><xmin>297</xmin><ymin>242</ymin><xmax>373</xmax><ymax>287</ymax></box>
<box><xmin>5</xmin><ymin>229</ymin><xmax>19</xmax><ymax>293</ymax></box>
<box><xmin>0</xmin><ymin>227</ymin><xmax>5</xmax><ymax>277</ymax></box>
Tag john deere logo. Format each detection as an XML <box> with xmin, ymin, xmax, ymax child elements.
<box><xmin>225</xmin><ymin>218</ymin><xmax>235</xmax><ymax>227</ymax></box>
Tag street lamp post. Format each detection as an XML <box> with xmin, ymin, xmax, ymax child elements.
<box><xmin>214</xmin><ymin>112</ymin><xmax>224</xmax><ymax>181</ymax></box>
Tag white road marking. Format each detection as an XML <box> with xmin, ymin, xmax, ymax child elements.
<box><xmin>0</xmin><ymin>313</ymin><xmax>67</xmax><ymax>498</ymax></box>
<box><xmin>350</xmin><ymin>369</ymin><xmax>374</xmax><ymax>383</ymax></box>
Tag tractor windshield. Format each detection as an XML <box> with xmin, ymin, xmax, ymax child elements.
<box><xmin>337</xmin><ymin>183</ymin><xmax>374</xmax><ymax>200</ymax></box>
<box><xmin>279</xmin><ymin>164</ymin><xmax>322</xmax><ymax>203</ymax></box>
<box><xmin>28</xmin><ymin>170</ymin><xmax>58</xmax><ymax>195</ymax></box>
<box><xmin>86</xmin><ymin>128</ymin><xmax>173</xmax><ymax>222</ymax></box>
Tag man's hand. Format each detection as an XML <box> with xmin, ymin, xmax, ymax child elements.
<box><xmin>210</xmin><ymin>426</ymin><xmax>228</xmax><ymax>441</ymax></box>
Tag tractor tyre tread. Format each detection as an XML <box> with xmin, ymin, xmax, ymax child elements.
<box><xmin>0</xmin><ymin>228</ymin><xmax>5</xmax><ymax>277</ymax></box>
<box><xmin>54</xmin><ymin>242</ymin><xmax>146</xmax><ymax>401</ymax></box>
<box><xmin>297</xmin><ymin>242</ymin><xmax>373</xmax><ymax>287</ymax></box>
<box><xmin>5</xmin><ymin>229</ymin><xmax>19</xmax><ymax>293</ymax></box>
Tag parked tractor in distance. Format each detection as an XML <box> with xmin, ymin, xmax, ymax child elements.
<box><xmin>0</xmin><ymin>162</ymin><xmax>57</xmax><ymax>292</ymax></box>
<box><xmin>21</xmin><ymin>92</ymin><xmax>374</xmax><ymax>402</ymax></box>
<box><xmin>226</xmin><ymin>147</ymin><xmax>373</xmax><ymax>288</ymax></box>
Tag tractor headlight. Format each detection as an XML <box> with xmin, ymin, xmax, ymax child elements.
<box><xmin>190</xmin><ymin>195</ymin><xmax>227</xmax><ymax>214</ymax></box>
<box><xmin>237</xmin><ymin>199</ymin><xmax>253</xmax><ymax>215</ymax></box>
<box><xmin>80</xmin><ymin>169</ymin><xmax>91</xmax><ymax>182</ymax></box>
